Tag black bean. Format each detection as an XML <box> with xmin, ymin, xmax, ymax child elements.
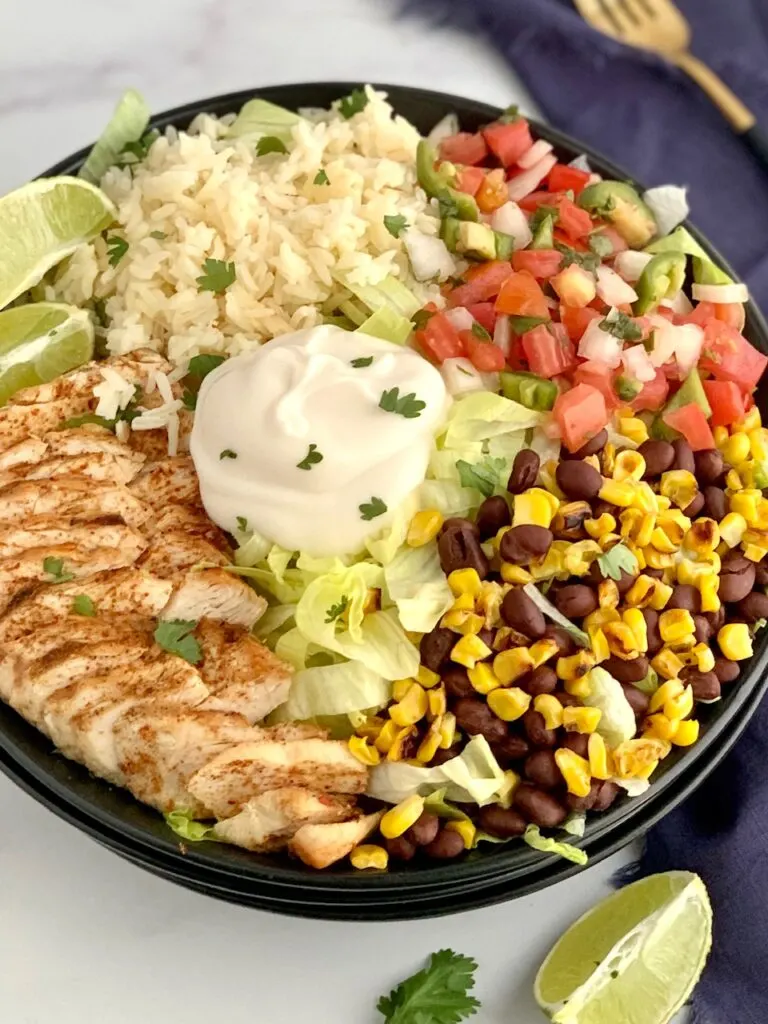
<box><xmin>477</xmin><ymin>805</ymin><xmax>527</xmax><ymax>838</ymax></box>
<box><xmin>573</xmin><ymin>428</ymin><xmax>608</xmax><ymax>458</ymax></box>
<box><xmin>507</xmin><ymin>450</ymin><xmax>540</xmax><ymax>494</ymax></box>
<box><xmin>386</xmin><ymin>835</ymin><xmax>416</xmax><ymax>861</ymax></box>
<box><xmin>422</xmin><ymin>828</ymin><xmax>466</xmax><ymax>859</ymax></box>
<box><xmin>514</xmin><ymin>783</ymin><xmax>568</xmax><ymax>827</ymax></box>
<box><xmin>552</xmin><ymin>501</ymin><xmax>592</xmax><ymax>541</ymax></box>
<box><xmin>478</xmin><ymin>628</ymin><xmax>495</xmax><ymax>654</ymax></box>
<box><xmin>621</xmin><ymin>683</ymin><xmax>650</xmax><ymax>717</ymax></box>
<box><xmin>555</xmin><ymin>459</ymin><xmax>603</xmax><ymax>501</ymax></box>
<box><xmin>525</xmin><ymin>665</ymin><xmax>558</xmax><ymax>696</ymax></box>
<box><xmin>556</xmin><ymin>690</ymin><xmax>581</xmax><ymax>708</ymax></box>
<box><xmin>592</xmin><ymin>500</ymin><xmax>617</xmax><ymax>519</ymax></box>
<box><xmin>442</xmin><ymin>666</ymin><xmax>474</xmax><ymax>699</ymax></box>
<box><xmin>499</xmin><ymin>524</ymin><xmax>554</xmax><ymax>565</ymax></box>
<box><xmin>524</xmin><ymin>750</ymin><xmax>563</xmax><ymax>789</ymax></box>
<box><xmin>554</xmin><ymin>584</ymin><xmax>598</xmax><ymax>619</ymax></box>
<box><xmin>406</xmin><ymin>811</ymin><xmax>440</xmax><ymax>847</ymax></box>
<box><xmin>438</xmin><ymin>521</ymin><xmax>489</xmax><ymax>578</ymax></box>
<box><xmin>592</xmin><ymin>781</ymin><xmax>621</xmax><ymax>812</ymax></box>
<box><xmin>713</xmin><ymin>657</ymin><xmax>740</xmax><ymax>685</ymax></box>
<box><xmin>642</xmin><ymin>608</ymin><xmax>663</xmax><ymax>654</ymax></box>
<box><xmin>667</xmin><ymin>584</ymin><xmax>702</xmax><ymax>613</ymax></box>
<box><xmin>603</xmin><ymin>653</ymin><xmax>649</xmax><ymax>683</ymax></box>
<box><xmin>420</xmin><ymin>627</ymin><xmax>455</xmax><ymax>672</ymax></box>
<box><xmin>755</xmin><ymin>562</ymin><xmax>768</xmax><ymax>587</ymax></box>
<box><xmin>440</xmin><ymin>516</ymin><xmax>479</xmax><ymax>538</ymax></box>
<box><xmin>638</xmin><ymin>439</ymin><xmax>675</xmax><ymax>478</ymax></box>
<box><xmin>475</xmin><ymin>495</ymin><xmax>511</xmax><ymax>541</ymax></box>
<box><xmin>643</xmin><ymin>567</ymin><xmax>664</xmax><ymax>580</ymax></box>
<box><xmin>684</xmin><ymin>491</ymin><xmax>705</xmax><ymax>518</ymax></box>
<box><xmin>672</xmin><ymin>438</ymin><xmax>696</xmax><ymax>473</ymax></box>
<box><xmin>492</xmin><ymin>734</ymin><xmax>531</xmax><ymax>762</ymax></box>
<box><xmin>693</xmin><ymin>614</ymin><xmax>712</xmax><ymax>644</ymax></box>
<box><xmin>702</xmin><ymin>486</ymin><xmax>727</xmax><ymax>521</ymax></box>
<box><xmin>719</xmin><ymin>560</ymin><xmax>756</xmax><ymax>604</ymax></box>
<box><xmin>587</xmin><ymin>561</ymin><xmax>635</xmax><ymax>594</ymax></box>
<box><xmin>454</xmin><ymin>698</ymin><xmax>507</xmax><ymax>744</ymax></box>
<box><xmin>694</xmin><ymin>449</ymin><xmax>725</xmax><ymax>485</ymax></box>
<box><xmin>681</xmin><ymin>668</ymin><xmax>720</xmax><ymax>702</ymax></box>
<box><xmin>706</xmin><ymin>607</ymin><xmax>726</xmax><ymax>632</ymax></box>
<box><xmin>563</xmin><ymin>732</ymin><xmax>590</xmax><ymax>758</ymax></box>
<box><xmin>543</xmin><ymin>625</ymin><xmax>577</xmax><ymax>657</ymax></box>
<box><xmin>566</xmin><ymin>779</ymin><xmax>602</xmax><ymax>812</ymax></box>
<box><xmin>500</xmin><ymin>588</ymin><xmax>546</xmax><ymax>638</ymax></box>
<box><xmin>522</xmin><ymin>709</ymin><xmax>558</xmax><ymax>748</ymax></box>
<box><xmin>737</xmin><ymin>591</ymin><xmax>768</xmax><ymax>623</ymax></box>
<box><xmin>430</xmin><ymin>745</ymin><xmax>461</xmax><ymax>766</ymax></box>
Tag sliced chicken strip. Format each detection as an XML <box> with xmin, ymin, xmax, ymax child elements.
<box><xmin>111</xmin><ymin>705</ymin><xmax>257</xmax><ymax>814</ymax></box>
<box><xmin>0</xmin><ymin>396</ymin><xmax>94</xmax><ymax>453</ymax></box>
<box><xmin>288</xmin><ymin>812</ymin><xmax>384</xmax><ymax>870</ymax></box>
<box><xmin>0</xmin><ymin>427</ymin><xmax>146</xmax><ymax>475</ymax></box>
<box><xmin>0</xmin><ymin>451</ymin><xmax>143</xmax><ymax>489</ymax></box>
<box><xmin>0</xmin><ymin>568</ymin><xmax>173</xmax><ymax>643</ymax></box>
<box><xmin>43</xmin><ymin>652</ymin><xmax>211</xmax><ymax>785</ymax></box>
<box><xmin>127</xmin><ymin>410</ymin><xmax>193</xmax><ymax>461</ymax></box>
<box><xmin>143</xmin><ymin>504</ymin><xmax>230</xmax><ymax>548</ymax></box>
<box><xmin>196</xmin><ymin>620</ymin><xmax>291</xmax><ymax>725</ymax></box>
<box><xmin>139</xmin><ymin>532</ymin><xmax>229</xmax><ymax>576</ymax></box>
<box><xmin>214</xmin><ymin>789</ymin><xmax>358</xmax><ymax>852</ymax></box>
<box><xmin>0</xmin><ymin>438</ymin><xmax>48</xmax><ymax>471</ymax></box>
<box><xmin>129</xmin><ymin>456</ymin><xmax>200</xmax><ymax>510</ymax></box>
<box><xmin>0</xmin><ymin>478</ymin><xmax>152</xmax><ymax>528</ymax></box>
<box><xmin>187</xmin><ymin>737</ymin><xmax>369</xmax><ymax>820</ymax></box>
<box><xmin>161</xmin><ymin>567</ymin><xmax>267</xmax><ymax>629</ymax></box>
<box><xmin>0</xmin><ymin>519</ymin><xmax>148</xmax><ymax>560</ymax></box>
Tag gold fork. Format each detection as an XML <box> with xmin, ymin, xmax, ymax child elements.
<box><xmin>574</xmin><ymin>0</ymin><xmax>768</xmax><ymax>166</ymax></box>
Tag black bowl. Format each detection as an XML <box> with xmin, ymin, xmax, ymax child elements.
<box><xmin>3</xmin><ymin>82</ymin><xmax>767</xmax><ymax>920</ymax></box>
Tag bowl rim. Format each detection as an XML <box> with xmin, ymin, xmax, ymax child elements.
<box><xmin>4</xmin><ymin>80</ymin><xmax>766</xmax><ymax>912</ymax></box>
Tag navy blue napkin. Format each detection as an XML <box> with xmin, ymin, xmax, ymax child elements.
<box><xmin>402</xmin><ymin>0</ymin><xmax>768</xmax><ymax>311</ymax></box>
<box><xmin>398</xmin><ymin>2</ymin><xmax>768</xmax><ymax>1018</ymax></box>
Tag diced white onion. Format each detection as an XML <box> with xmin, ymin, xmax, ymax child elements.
<box><xmin>427</xmin><ymin>113</ymin><xmax>459</xmax><ymax>148</ymax></box>
<box><xmin>672</xmin><ymin>323</ymin><xmax>704</xmax><ymax>375</ymax></box>
<box><xmin>578</xmin><ymin>319</ymin><xmax>623</xmax><ymax>368</ymax></box>
<box><xmin>444</xmin><ymin>307</ymin><xmax>475</xmax><ymax>331</ymax></box>
<box><xmin>517</xmin><ymin>139</ymin><xmax>554</xmax><ymax>170</ymax></box>
<box><xmin>660</xmin><ymin>289</ymin><xmax>693</xmax><ymax>315</ymax></box>
<box><xmin>621</xmin><ymin>344</ymin><xmax>656</xmax><ymax>383</ymax></box>
<box><xmin>507</xmin><ymin>153</ymin><xmax>558</xmax><ymax>202</ymax></box>
<box><xmin>613</xmin><ymin>250</ymin><xmax>652</xmax><ymax>283</ymax></box>
<box><xmin>440</xmin><ymin>358</ymin><xmax>485</xmax><ymax>396</ymax></box>
<box><xmin>643</xmin><ymin>185</ymin><xmax>689</xmax><ymax>236</ymax></box>
<box><xmin>493</xmin><ymin>315</ymin><xmax>512</xmax><ymax>358</ymax></box>
<box><xmin>491</xmin><ymin>201</ymin><xmax>532</xmax><ymax>249</ymax></box>
<box><xmin>595</xmin><ymin>265</ymin><xmax>638</xmax><ymax>306</ymax></box>
<box><xmin>402</xmin><ymin>230</ymin><xmax>455</xmax><ymax>283</ymax></box>
<box><xmin>569</xmin><ymin>154</ymin><xmax>592</xmax><ymax>173</ymax></box>
<box><xmin>691</xmin><ymin>282</ymin><xmax>749</xmax><ymax>304</ymax></box>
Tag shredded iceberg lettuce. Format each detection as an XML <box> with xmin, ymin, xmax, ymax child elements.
<box><xmin>523</xmin><ymin>583</ymin><xmax>590</xmax><ymax>647</ymax></box>
<box><xmin>165</xmin><ymin>810</ymin><xmax>217</xmax><ymax>843</ymax></box>
<box><xmin>357</xmin><ymin>306</ymin><xmax>414</xmax><ymax>345</ymax></box>
<box><xmin>383</xmin><ymin>541</ymin><xmax>453</xmax><ymax>633</ymax></box>
<box><xmin>269</xmin><ymin>661</ymin><xmax>391</xmax><ymax>721</ymax></box>
<box><xmin>587</xmin><ymin>667</ymin><xmax>637</xmax><ymax>748</ymax></box>
<box><xmin>523</xmin><ymin>824</ymin><xmax>588</xmax><ymax>865</ymax></box>
<box><xmin>80</xmin><ymin>88</ymin><xmax>151</xmax><ymax>184</ymax></box>
<box><xmin>333</xmin><ymin>270</ymin><xmax>422</xmax><ymax>319</ymax></box>
<box><xmin>443</xmin><ymin>391</ymin><xmax>544</xmax><ymax>448</ymax></box>
<box><xmin>226</xmin><ymin>98</ymin><xmax>301</xmax><ymax>144</ymax></box>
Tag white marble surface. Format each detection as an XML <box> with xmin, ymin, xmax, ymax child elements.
<box><xmin>0</xmin><ymin>2</ymin><xmax>648</xmax><ymax>1022</ymax></box>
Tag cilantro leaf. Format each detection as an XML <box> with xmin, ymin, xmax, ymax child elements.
<box><xmin>338</xmin><ymin>88</ymin><xmax>369</xmax><ymax>119</ymax></box>
<box><xmin>509</xmin><ymin>315</ymin><xmax>550</xmax><ymax>335</ymax></box>
<box><xmin>499</xmin><ymin>104</ymin><xmax>520</xmax><ymax>124</ymax></box>
<box><xmin>596</xmin><ymin>543</ymin><xmax>639</xmax><ymax>581</ymax></box>
<box><xmin>379</xmin><ymin>387</ymin><xmax>426</xmax><ymax>420</ymax></box>
<box><xmin>188</xmin><ymin>353</ymin><xmax>226</xmax><ymax>379</ymax></box>
<box><xmin>556</xmin><ymin>243</ymin><xmax>600</xmax><ymax>273</ymax></box>
<box><xmin>256</xmin><ymin>135</ymin><xmax>288</xmax><ymax>157</ymax></box>
<box><xmin>149</xmin><ymin>230</ymin><xmax>167</xmax><ymax>240</ymax></box>
<box><xmin>106</xmin><ymin>235</ymin><xmax>128</xmax><ymax>268</ymax></box>
<box><xmin>236</xmin><ymin>516</ymin><xmax>248</xmax><ymax>532</ymax></box>
<box><xmin>297</xmin><ymin>443</ymin><xmax>324</xmax><ymax>470</ymax></box>
<box><xmin>153</xmin><ymin>619</ymin><xmax>202</xmax><ymax>665</ymax></box>
<box><xmin>220</xmin><ymin>448</ymin><xmax>237</xmax><ymax>460</ymax></box>
<box><xmin>470</xmin><ymin>321</ymin><xmax>491</xmax><ymax>342</ymax></box>
<box><xmin>119</xmin><ymin>129</ymin><xmax>159</xmax><ymax>164</ymax></box>
<box><xmin>43</xmin><ymin>556</ymin><xmax>75</xmax><ymax>583</ymax></box>
<box><xmin>325</xmin><ymin>596</ymin><xmax>349</xmax><ymax>624</ymax></box>
<box><xmin>72</xmin><ymin>595</ymin><xmax>96</xmax><ymax>617</ymax></box>
<box><xmin>359</xmin><ymin>496</ymin><xmax>388</xmax><ymax>521</ymax></box>
<box><xmin>529</xmin><ymin>205</ymin><xmax>558</xmax><ymax>232</ymax></box>
<box><xmin>377</xmin><ymin>949</ymin><xmax>480</xmax><ymax>1024</ymax></box>
<box><xmin>61</xmin><ymin>413</ymin><xmax>117</xmax><ymax>432</ymax></box>
<box><xmin>384</xmin><ymin>214</ymin><xmax>408</xmax><ymax>239</ymax></box>
<box><xmin>456</xmin><ymin>457</ymin><xmax>506</xmax><ymax>499</ymax></box>
<box><xmin>196</xmin><ymin>259</ymin><xmax>236</xmax><ymax>294</ymax></box>
<box><xmin>599</xmin><ymin>310</ymin><xmax>642</xmax><ymax>341</ymax></box>
<box><xmin>351</xmin><ymin>356</ymin><xmax>374</xmax><ymax>368</ymax></box>
<box><xmin>588</xmin><ymin>231</ymin><xmax>614</xmax><ymax>258</ymax></box>
<box><xmin>313</xmin><ymin>169</ymin><xmax>330</xmax><ymax>185</ymax></box>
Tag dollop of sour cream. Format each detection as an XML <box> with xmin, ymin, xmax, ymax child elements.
<box><xmin>190</xmin><ymin>325</ymin><xmax>449</xmax><ymax>555</ymax></box>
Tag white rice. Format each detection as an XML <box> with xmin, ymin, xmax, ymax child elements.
<box><xmin>53</xmin><ymin>87</ymin><xmax>443</xmax><ymax>365</ymax></box>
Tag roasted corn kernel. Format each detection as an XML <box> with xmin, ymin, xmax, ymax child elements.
<box><xmin>643</xmin><ymin>713</ymin><xmax>680</xmax><ymax>742</ymax></box>
<box><xmin>417</xmin><ymin>719</ymin><xmax>443</xmax><ymax>763</ymax></box>
<box><xmin>447</xmin><ymin>568</ymin><xmax>483</xmax><ymax>598</ymax></box>
<box><xmin>565</xmin><ymin>675</ymin><xmax>592</xmax><ymax>698</ymax></box>
<box><xmin>442</xmin><ymin>609</ymin><xmax>485</xmax><ymax>635</ymax></box>
<box><xmin>618</xmin><ymin>416</ymin><xmax>649</xmax><ymax>444</ymax></box>
<box><xmin>598</xmin><ymin>479</ymin><xmax>636</xmax><ymax>507</ymax></box>
<box><xmin>698</xmin><ymin>574</ymin><xmax>721</xmax><ymax>614</ymax></box>
<box><xmin>477</xmin><ymin>581</ymin><xmax>504</xmax><ymax>628</ymax></box>
<box><xmin>564</xmin><ymin>540</ymin><xmax>603</xmax><ymax>576</ymax></box>
<box><xmin>598</xmin><ymin>532</ymin><xmax>623</xmax><ymax>552</ymax></box>
<box><xmin>738</xmin><ymin>406</ymin><xmax>762</xmax><ymax>432</ymax></box>
<box><xmin>585</xmin><ymin>513</ymin><xmax>617</xmax><ymax>539</ymax></box>
<box><xmin>494</xmin><ymin>646</ymin><xmax>535</xmax><ymax>684</ymax></box>
<box><xmin>449</xmin><ymin>593</ymin><xmax>476</xmax><ymax>613</ymax></box>
<box><xmin>557</xmin><ymin>650</ymin><xmax>596</xmax><ymax>681</ymax></box>
<box><xmin>445</xmin><ymin>818</ymin><xmax>476</xmax><ymax>849</ymax></box>
<box><xmin>350</xmin><ymin>844</ymin><xmax>388</xmax><ymax>870</ymax></box>
<box><xmin>722</xmin><ymin>431</ymin><xmax>751</xmax><ymax>467</ymax></box>
<box><xmin>381</xmin><ymin>795</ymin><xmax>425</xmax><ymax>839</ymax></box>
<box><xmin>672</xmin><ymin>719</ymin><xmax>700</xmax><ymax>746</ymax></box>
<box><xmin>451</xmin><ymin>634</ymin><xmax>492</xmax><ymax>668</ymax></box>
<box><xmin>468</xmin><ymin>662</ymin><xmax>502</xmax><ymax>695</ymax></box>
<box><xmin>713</xmin><ymin>425</ymin><xmax>730</xmax><ymax>449</ymax></box>
<box><xmin>392</xmin><ymin>678</ymin><xmax>414</xmax><ymax>702</ymax></box>
<box><xmin>649</xmin><ymin>580</ymin><xmax>674</xmax><ymax>611</ymax></box>
<box><xmin>513</xmin><ymin>488</ymin><xmax>558</xmax><ymax>528</ymax></box>
<box><xmin>603</xmin><ymin>620</ymin><xmax>640</xmax><ymax>659</ymax></box>
<box><xmin>622</xmin><ymin>608</ymin><xmax>648</xmax><ymax>652</ymax></box>
<box><xmin>588</xmin><ymin>732</ymin><xmax>611</xmax><ymax>780</ymax></box>
<box><xmin>651</xmin><ymin>647</ymin><xmax>685</xmax><ymax>680</ymax></box>
<box><xmin>439</xmin><ymin>712</ymin><xmax>457</xmax><ymax>749</ymax></box>
<box><xmin>534</xmin><ymin>694</ymin><xmax>564</xmax><ymax>730</ymax></box>
<box><xmin>726</xmin><ymin>468</ymin><xmax>743</xmax><ymax>492</ymax></box>
<box><xmin>375</xmin><ymin>719</ymin><xmax>400</xmax><ymax>754</ymax></box>
<box><xmin>620</xmin><ymin>508</ymin><xmax>655</xmax><ymax>547</ymax></box>
<box><xmin>632</xmin><ymin>481</ymin><xmax>660</xmax><ymax>514</ymax></box>
<box><xmin>407</xmin><ymin>508</ymin><xmax>443</xmax><ymax>547</ymax></box>
<box><xmin>500</xmin><ymin>562</ymin><xmax>534</xmax><ymax>585</ymax></box>
<box><xmin>529</xmin><ymin>637</ymin><xmax>560</xmax><ymax>667</ymax></box>
<box><xmin>348</xmin><ymin>735</ymin><xmax>382</xmax><ymax>766</ymax></box>
<box><xmin>659</xmin><ymin>609</ymin><xmax>695</xmax><ymax>644</ymax></box>
<box><xmin>389</xmin><ymin>683</ymin><xmax>428</xmax><ymax>727</ymax></box>
<box><xmin>693</xmin><ymin>643</ymin><xmax>716</xmax><ymax>673</ymax></box>
<box><xmin>660</xmin><ymin>470</ymin><xmax>698</xmax><ymax>510</ymax></box>
<box><xmin>562</xmin><ymin>706</ymin><xmax>602</xmax><ymax>734</ymax></box>
<box><xmin>650</xmin><ymin>678</ymin><xmax>684</xmax><ymax>714</ymax></box>
<box><xmin>417</xmin><ymin>665</ymin><xmax>441</xmax><ymax>689</ymax></box>
<box><xmin>427</xmin><ymin>685</ymin><xmax>447</xmax><ymax>720</ymax></box>
<box><xmin>624</xmin><ymin>574</ymin><xmax>657</xmax><ymax>608</ymax></box>
<box><xmin>598</xmin><ymin>578</ymin><xmax>620</xmax><ymax>610</ymax></box>
<box><xmin>665</xmin><ymin>684</ymin><xmax>694</xmax><ymax>721</ymax></box>
<box><xmin>612</xmin><ymin>737</ymin><xmax>671</xmax><ymax>779</ymax></box>
<box><xmin>387</xmin><ymin>725</ymin><xmax>417</xmax><ymax>761</ymax></box>
<box><xmin>589</xmin><ymin>626</ymin><xmax>610</xmax><ymax>663</ymax></box>
<box><xmin>498</xmin><ymin>769</ymin><xmax>521</xmax><ymax>809</ymax></box>
<box><xmin>676</xmin><ymin>558</ymin><xmax>716</xmax><ymax>586</ymax></box>
<box><xmin>718</xmin><ymin>623</ymin><xmax>753</xmax><ymax>661</ymax></box>
<box><xmin>614</xmin><ymin>450</ymin><xmax>646</xmax><ymax>482</ymax></box>
<box><xmin>555</xmin><ymin>748</ymin><xmax>592</xmax><ymax>797</ymax></box>
<box><xmin>730</xmin><ymin>490</ymin><xmax>762</xmax><ymax>525</ymax></box>
<box><xmin>584</xmin><ymin>607</ymin><xmax>621</xmax><ymax>631</ymax></box>
<box><xmin>487</xmin><ymin>686</ymin><xmax>531</xmax><ymax>721</ymax></box>
<box><xmin>600</xmin><ymin>443</ymin><xmax>616</xmax><ymax>475</ymax></box>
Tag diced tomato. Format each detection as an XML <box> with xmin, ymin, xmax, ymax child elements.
<box><xmin>699</xmin><ymin>319</ymin><xmax>768</xmax><ymax>390</ymax></box>
<box><xmin>573</xmin><ymin>361</ymin><xmax>620</xmax><ymax>411</ymax></box>
<box><xmin>686</xmin><ymin>299</ymin><xmax>746</xmax><ymax>334</ymax></box>
<box><xmin>456</xmin><ymin>166</ymin><xmax>485</xmax><ymax>197</ymax></box>
<box><xmin>512</xmin><ymin>249</ymin><xmax>563</xmax><ymax>279</ymax></box>
<box><xmin>439</xmin><ymin>132</ymin><xmax>488</xmax><ymax>166</ymax></box>
<box><xmin>466</xmin><ymin>302</ymin><xmax>496</xmax><ymax>333</ymax></box>
<box><xmin>554</xmin><ymin>383</ymin><xmax>609</xmax><ymax>453</ymax></box>
<box><xmin>552</xmin><ymin>228</ymin><xmax>589</xmax><ymax>253</ymax></box>
<box><xmin>684</xmin><ymin>301</ymin><xmax>716</xmax><ymax>328</ymax></box>
<box><xmin>631</xmin><ymin>368</ymin><xmax>669</xmax><ymax>412</ymax></box>
<box><xmin>521</xmin><ymin>323</ymin><xmax>576</xmax><ymax>378</ymax></box>
<box><xmin>415</xmin><ymin>312</ymin><xmax>465</xmax><ymax>364</ymax></box>
<box><xmin>519</xmin><ymin>190</ymin><xmax>566</xmax><ymax>213</ymax></box>
<box><xmin>482</xmin><ymin>119</ymin><xmax>533</xmax><ymax>167</ymax></box>
<box><xmin>702</xmin><ymin>379</ymin><xmax>747</xmax><ymax>427</ymax></box>
<box><xmin>546</xmin><ymin>163</ymin><xmax>591</xmax><ymax>196</ymax></box>
<box><xmin>448</xmin><ymin>261</ymin><xmax>515</xmax><ymax>307</ymax></box>
<box><xmin>495</xmin><ymin>271</ymin><xmax>550</xmax><ymax>318</ymax></box>
<box><xmin>655</xmin><ymin>307</ymin><xmax>676</xmax><ymax>322</ymax></box>
<box><xmin>560</xmin><ymin>304</ymin><xmax>601</xmax><ymax>342</ymax></box>
<box><xmin>556</xmin><ymin>197</ymin><xmax>594</xmax><ymax>242</ymax></box>
<box><xmin>461</xmin><ymin>332</ymin><xmax>506</xmax><ymax>372</ymax></box>
<box><xmin>476</xmin><ymin>168</ymin><xmax>509</xmax><ymax>213</ymax></box>
<box><xmin>550</xmin><ymin>264</ymin><xmax>596</xmax><ymax>308</ymax></box>
<box><xmin>662</xmin><ymin>403</ymin><xmax>716</xmax><ymax>452</ymax></box>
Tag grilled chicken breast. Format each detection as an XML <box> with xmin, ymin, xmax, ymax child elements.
<box><xmin>0</xmin><ymin>451</ymin><xmax>143</xmax><ymax>488</ymax></box>
<box><xmin>0</xmin><ymin>478</ymin><xmax>152</xmax><ymax>528</ymax></box>
<box><xmin>162</xmin><ymin>568</ymin><xmax>267</xmax><ymax>629</ymax></box>
<box><xmin>214</xmin><ymin>789</ymin><xmax>358</xmax><ymax>852</ymax></box>
<box><xmin>0</xmin><ymin>519</ymin><xmax>148</xmax><ymax>560</ymax></box>
<box><xmin>288</xmin><ymin>812</ymin><xmax>384</xmax><ymax>870</ymax></box>
<box><xmin>129</xmin><ymin>456</ymin><xmax>200</xmax><ymax>509</ymax></box>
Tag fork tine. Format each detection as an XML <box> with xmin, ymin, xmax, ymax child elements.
<box><xmin>597</xmin><ymin>0</ymin><xmax>628</xmax><ymax>35</ymax></box>
<box><xmin>573</xmin><ymin>0</ymin><xmax>625</xmax><ymax>38</ymax></box>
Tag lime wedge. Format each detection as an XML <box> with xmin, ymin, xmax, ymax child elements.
<box><xmin>0</xmin><ymin>176</ymin><xmax>116</xmax><ymax>309</ymax></box>
<box><xmin>535</xmin><ymin>871</ymin><xmax>712</xmax><ymax>1024</ymax></box>
<box><xmin>0</xmin><ymin>302</ymin><xmax>95</xmax><ymax>405</ymax></box>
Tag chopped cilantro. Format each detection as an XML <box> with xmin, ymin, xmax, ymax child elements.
<box><xmin>325</xmin><ymin>597</ymin><xmax>349</xmax><ymax>624</ymax></box>
<box><xmin>313</xmin><ymin>169</ymin><xmax>330</xmax><ymax>185</ymax></box>
<box><xmin>377</xmin><ymin>948</ymin><xmax>480</xmax><ymax>1023</ymax></box>
<box><xmin>359</xmin><ymin>496</ymin><xmax>388</xmax><ymax>521</ymax></box>
<box><xmin>456</xmin><ymin>457</ymin><xmax>506</xmax><ymax>499</ymax></box>
<box><xmin>72</xmin><ymin>595</ymin><xmax>96</xmax><ymax>617</ymax></box>
<box><xmin>384</xmin><ymin>214</ymin><xmax>408</xmax><ymax>239</ymax></box>
<box><xmin>106</xmin><ymin>236</ymin><xmax>128</xmax><ymax>268</ymax></box>
<box><xmin>599</xmin><ymin>310</ymin><xmax>643</xmax><ymax>341</ymax></box>
<box><xmin>379</xmin><ymin>387</ymin><xmax>426</xmax><ymax>419</ymax></box>
<box><xmin>588</xmin><ymin>232</ymin><xmax>614</xmax><ymax>258</ymax></box>
<box><xmin>338</xmin><ymin>88</ymin><xmax>369</xmax><ymax>119</ymax></box>
<box><xmin>470</xmin><ymin>322</ymin><xmax>491</xmax><ymax>342</ymax></box>
<box><xmin>412</xmin><ymin>309</ymin><xmax>434</xmax><ymax>331</ymax></box>
<box><xmin>43</xmin><ymin>556</ymin><xmax>75</xmax><ymax>583</ymax></box>
<box><xmin>196</xmin><ymin>258</ymin><xmax>236</xmax><ymax>294</ymax></box>
<box><xmin>297</xmin><ymin>443</ymin><xmax>324</xmax><ymax>470</ymax></box>
<box><xmin>596</xmin><ymin>543</ymin><xmax>639</xmax><ymax>581</ymax></box>
<box><xmin>220</xmin><ymin>449</ymin><xmax>237</xmax><ymax>460</ymax></box>
<box><xmin>509</xmin><ymin>315</ymin><xmax>550</xmax><ymax>335</ymax></box>
<box><xmin>236</xmin><ymin>516</ymin><xmax>249</xmax><ymax>532</ymax></box>
<box><xmin>351</xmin><ymin>356</ymin><xmax>374</xmax><ymax>368</ymax></box>
<box><xmin>256</xmin><ymin>136</ymin><xmax>288</xmax><ymax>157</ymax></box>
<box><xmin>149</xmin><ymin>230</ymin><xmax>167</xmax><ymax>240</ymax></box>
<box><xmin>153</xmin><ymin>619</ymin><xmax>202</xmax><ymax>665</ymax></box>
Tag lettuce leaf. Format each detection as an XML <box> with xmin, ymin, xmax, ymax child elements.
<box><xmin>268</xmin><ymin>660</ymin><xmax>391</xmax><ymax>720</ymax></box>
<box><xmin>523</xmin><ymin>824</ymin><xmax>588</xmax><ymax>865</ymax></box>
<box><xmin>366</xmin><ymin>736</ymin><xmax>506</xmax><ymax>805</ymax></box>
<box><xmin>523</xmin><ymin>584</ymin><xmax>590</xmax><ymax>647</ymax></box>
<box><xmin>587</xmin><ymin>667</ymin><xmax>637</xmax><ymax>748</ymax></box>
<box><xmin>334</xmin><ymin>270</ymin><xmax>422</xmax><ymax>319</ymax></box>
<box><xmin>80</xmin><ymin>88</ymin><xmax>151</xmax><ymax>184</ymax></box>
<box><xmin>227</xmin><ymin>98</ymin><xmax>301</xmax><ymax>144</ymax></box>
<box><xmin>234</xmin><ymin>529</ymin><xmax>272</xmax><ymax>567</ymax></box>
<box><xmin>356</xmin><ymin>306</ymin><xmax>414</xmax><ymax>345</ymax></box>
<box><xmin>443</xmin><ymin>391</ymin><xmax>544</xmax><ymax>448</ymax></box>
<box><xmin>384</xmin><ymin>541</ymin><xmax>453</xmax><ymax>633</ymax></box>
<box><xmin>165</xmin><ymin>810</ymin><xmax>217</xmax><ymax>843</ymax></box>
<box><xmin>253</xmin><ymin>603</ymin><xmax>296</xmax><ymax>641</ymax></box>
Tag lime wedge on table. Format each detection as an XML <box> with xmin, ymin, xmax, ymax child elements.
<box><xmin>0</xmin><ymin>303</ymin><xmax>94</xmax><ymax>405</ymax></box>
<box><xmin>535</xmin><ymin>871</ymin><xmax>712</xmax><ymax>1024</ymax></box>
<box><xmin>0</xmin><ymin>176</ymin><xmax>116</xmax><ymax>309</ymax></box>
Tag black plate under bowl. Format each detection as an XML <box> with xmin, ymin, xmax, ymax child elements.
<box><xmin>2</xmin><ymin>82</ymin><xmax>767</xmax><ymax>920</ymax></box>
